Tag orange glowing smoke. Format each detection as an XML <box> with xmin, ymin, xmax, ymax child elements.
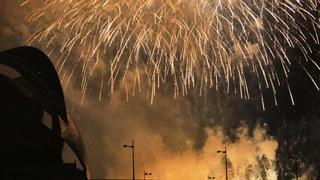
<box><xmin>141</xmin><ymin>125</ymin><xmax>278</xmax><ymax>180</ymax></box>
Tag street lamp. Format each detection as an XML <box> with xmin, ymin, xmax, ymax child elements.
<box><xmin>123</xmin><ymin>140</ymin><xmax>135</xmax><ymax>180</ymax></box>
<box><xmin>144</xmin><ymin>170</ymin><xmax>152</xmax><ymax>180</ymax></box>
<box><xmin>208</xmin><ymin>175</ymin><xmax>215</xmax><ymax>179</ymax></box>
<box><xmin>217</xmin><ymin>146</ymin><xmax>228</xmax><ymax>180</ymax></box>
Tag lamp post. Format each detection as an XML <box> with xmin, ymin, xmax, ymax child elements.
<box><xmin>217</xmin><ymin>146</ymin><xmax>228</xmax><ymax>180</ymax></box>
<box><xmin>208</xmin><ymin>175</ymin><xmax>215</xmax><ymax>179</ymax></box>
<box><xmin>144</xmin><ymin>170</ymin><xmax>152</xmax><ymax>180</ymax></box>
<box><xmin>123</xmin><ymin>140</ymin><xmax>135</xmax><ymax>180</ymax></box>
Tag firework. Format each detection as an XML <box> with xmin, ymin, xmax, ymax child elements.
<box><xmin>25</xmin><ymin>0</ymin><xmax>319</xmax><ymax>107</ymax></box>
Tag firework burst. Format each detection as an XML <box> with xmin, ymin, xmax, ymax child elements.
<box><xmin>25</xmin><ymin>0</ymin><xmax>319</xmax><ymax>107</ymax></box>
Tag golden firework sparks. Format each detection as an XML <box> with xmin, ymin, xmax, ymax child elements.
<box><xmin>27</xmin><ymin>0</ymin><xmax>320</xmax><ymax>108</ymax></box>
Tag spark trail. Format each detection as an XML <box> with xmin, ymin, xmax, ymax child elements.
<box><xmin>25</xmin><ymin>0</ymin><xmax>319</xmax><ymax>107</ymax></box>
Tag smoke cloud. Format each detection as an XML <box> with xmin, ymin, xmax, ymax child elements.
<box><xmin>65</xmin><ymin>79</ymin><xmax>278</xmax><ymax>179</ymax></box>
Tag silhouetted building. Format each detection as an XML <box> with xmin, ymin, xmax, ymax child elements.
<box><xmin>0</xmin><ymin>47</ymin><xmax>88</xmax><ymax>179</ymax></box>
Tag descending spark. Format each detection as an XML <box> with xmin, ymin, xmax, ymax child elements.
<box><xmin>20</xmin><ymin>0</ymin><xmax>29</xmax><ymax>7</ymax></box>
<box><xmin>27</xmin><ymin>0</ymin><xmax>319</xmax><ymax>106</ymax></box>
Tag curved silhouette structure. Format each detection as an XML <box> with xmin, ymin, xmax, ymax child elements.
<box><xmin>0</xmin><ymin>47</ymin><xmax>88</xmax><ymax>179</ymax></box>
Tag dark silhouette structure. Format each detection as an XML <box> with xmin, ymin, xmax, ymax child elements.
<box><xmin>0</xmin><ymin>47</ymin><xmax>88</xmax><ymax>179</ymax></box>
<box><xmin>217</xmin><ymin>146</ymin><xmax>228</xmax><ymax>180</ymax></box>
<box><xmin>123</xmin><ymin>140</ymin><xmax>135</xmax><ymax>180</ymax></box>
